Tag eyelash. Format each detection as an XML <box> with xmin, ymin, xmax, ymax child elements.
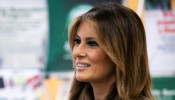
<box><xmin>74</xmin><ymin>39</ymin><xmax>81</xmax><ymax>44</ymax></box>
<box><xmin>74</xmin><ymin>39</ymin><xmax>99</xmax><ymax>47</ymax></box>
<box><xmin>88</xmin><ymin>41</ymin><xmax>98</xmax><ymax>46</ymax></box>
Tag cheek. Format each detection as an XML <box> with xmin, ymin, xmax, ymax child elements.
<box><xmin>90</xmin><ymin>49</ymin><xmax>109</xmax><ymax>65</ymax></box>
<box><xmin>96</xmin><ymin>50</ymin><xmax>114</xmax><ymax>68</ymax></box>
<box><xmin>90</xmin><ymin>50</ymin><xmax>115</xmax><ymax>80</ymax></box>
<box><xmin>88</xmin><ymin>51</ymin><xmax>102</xmax><ymax>63</ymax></box>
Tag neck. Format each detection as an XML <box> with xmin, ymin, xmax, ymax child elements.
<box><xmin>90</xmin><ymin>76</ymin><xmax>115</xmax><ymax>100</ymax></box>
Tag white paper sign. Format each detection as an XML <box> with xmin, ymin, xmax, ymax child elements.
<box><xmin>0</xmin><ymin>0</ymin><xmax>48</xmax><ymax>68</ymax></box>
<box><xmin>145</xmin><ymin>10</ymin><xmax>175</xmax><ymax>76</ymax></box>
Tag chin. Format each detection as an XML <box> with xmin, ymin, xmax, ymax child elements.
<box><xmin>76</xmin><ymin>74</ymin><xmax>89</xmax><ymax>82</ymax></box>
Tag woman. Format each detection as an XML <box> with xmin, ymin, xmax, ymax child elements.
<box><xmin>68</xmin><ymin>2</ymin><xmax>154</xmax><ymax>100</ymax></box>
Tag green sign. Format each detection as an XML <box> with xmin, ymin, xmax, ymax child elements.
<box><xmin>152</xmin><ymin>77</ymin><xmax>175</xmax><ymax>100</ymax></box>
<box><xmin>46</xmin><ymin>0</ymin><xmax>94</xmax><ymax>71</ymax></box>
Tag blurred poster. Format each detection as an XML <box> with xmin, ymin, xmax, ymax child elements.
<box><xmin>145</xmin><ymin>10</ymin><xmax>175</xmax><ymax>76</ymax></box>
<box><xmin>0</xmin><ymin>0</ymin><xmax>48</xmax><ymax>68</ymax></box>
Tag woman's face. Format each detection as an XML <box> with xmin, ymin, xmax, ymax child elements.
<box><xmin>73</xmin><ymin>21</ymin><xmax>115</xmax><ymax>83</ymax></box>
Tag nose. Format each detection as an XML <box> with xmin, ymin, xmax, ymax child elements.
<box><xmin>73</xmin><ymin>43</ymin><xmax>87</xmax><ymax>58</ymax></box>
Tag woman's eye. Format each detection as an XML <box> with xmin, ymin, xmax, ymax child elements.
<box><xmin>74</xmin><ymin>39</ymin><xmax>81</xmax><ymax>44</ymax></box>
<box><xmin>88</xmin><ymin>41</ymin><xmax>98</xmax><ymax>47</ymax></box>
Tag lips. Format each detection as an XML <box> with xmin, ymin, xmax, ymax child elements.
<box><xmin>77</xmin><ymin>63</ymin><xmax>90</xmax><ymax>67</ymax></box>
<box><xmin>76</xmin><ymin>62</ymin><xmax>91</xmax><ymax>67</ymax></box>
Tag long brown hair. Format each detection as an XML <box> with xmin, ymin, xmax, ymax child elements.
<box><xmin>68</xmin><ymin>2</ymin><xmax>154</xmax><ymax>100</ymax></box>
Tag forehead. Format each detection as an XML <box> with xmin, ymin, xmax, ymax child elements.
<box><xmin>76</xmin><ymin>21</ymin><xmax>96</xmax><ymax>38</ymax></box>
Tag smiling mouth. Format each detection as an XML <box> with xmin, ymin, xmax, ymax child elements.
<box><xmin>77</xmin><ymin>63</ymin><xmax>91</xmax><ymax>67</ymax></box>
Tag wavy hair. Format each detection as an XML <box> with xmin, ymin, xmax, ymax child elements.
<box><xmin>68</xmin><ymin>2</ymin><xmax>154</xmax><ymax>100</ymax></box>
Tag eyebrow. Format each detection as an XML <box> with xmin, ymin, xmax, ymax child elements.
<box><xmin>75</xmin><ymin>35</ymin><xmax>95</xmax><ymax>41</ymax></box>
